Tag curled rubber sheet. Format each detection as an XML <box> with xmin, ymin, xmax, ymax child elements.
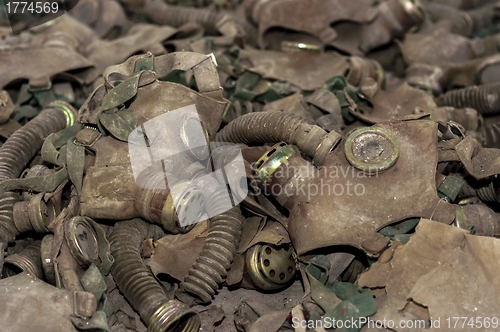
<box><xmin>401</xmin><ymin>27</ymin><xmax>476</xmax><ymax>66</ymax></box>
<box><xmin>250</xmin><ymin>0</ymin><xmax>377</xmax><ymax>50</ymax></box>
<box><xmin>86</xmin><ymin>23</ymin><xmax>203</xmax><ymax>71</ymax></box>
<box><xmin>0</xmin><ymin>273</ymin><xmax>97</xmax><ymax>332</ymax></box>
<box><xmin>438</xmin><ymin>135</ymin><xmax>500</xmax><ymax>179</ymax></box>
<box><xmin>288</xmin><ymin>120</ymin><xmax>456</xmax><ymax>255</ymax></box>
<box><xmin>240</xmin><ymin>49</ymin><xmax>350</xmax><ymax>91</ymax></box>
<box><xmin>146</xmin><ymin>221</ymin><xmax>208</xmax><ymax>281</ymax></box>
<box><xmin>353</xmin><ymin>83</ymin><xmax>437</xmax><ymax>124</ymax></box>
<box><xmin>0</xmin><ymin>44</ymin><xmax>97</xmax><ymax>89</ymax></box>
<box><xmin>358</xmin><ymin>219</ymin><xmax>500</xmax><ymax>331</ymax></box>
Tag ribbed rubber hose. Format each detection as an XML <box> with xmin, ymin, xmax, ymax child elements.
<box><xmin>466</xmin><ymin>0</ymin><xmax>500</xmax><ymax>9</ymax></box>
<box><xmin>479</xmin><ymin>121</ymin><xmax>500</xmax><ymax>148</ymax></box>
<box><xmin>466</xmin><ymin>1</ymin><xmax>499</xmax><ymax>34</ymax></box>
<box><xmin>109</xmin><ymin>218</ymin><xmax>200</xmax><ymax>331</ymax></box>
<box><xmin>215</xmin><ymin>112</ymin><xmax>335</xmax><ymax>164</ymax></box>
<box><xmin>436</xmin><ymin>83</ymin><xmax>500</xmax><ymax>115</ymax></box>
<box><xmin>0</xmin><ymin>105</ymin><xmax>69</xmax><ymax>245</ymax></box>
<box><xmin>146</xmin><ymin>0</ymin><xmax>222</xmax><ymax>34</ymax></box>
<box><xmin>424</xmin><ymin>2</ymin><xmax>472</xmax><ymax>36</ymax></box>
<box><xmin>180</xmin><ymin>187</ymin><xmax>245</xmax><ymax>304</ymax></box>
<box><xmin>425</xmin><ymin>1</ymin><xmax>500</xmax><ymax>35</ymax></box>
<box><xmin>110</xmin><ymin>219</ymin><xmax>166</xmax><ymax>323</ymax></box>
<box><xmin>3</xmin><ymin>240</ymin><xmax>43</xmax><ymax>278</ymax></box>
<box><xmin>145</xmin><ymin>0</ymin><xmax>257</xmax><ymax>43</ymax></box>
<box><xmin>458</xmin><ymin>180</ymin><xmax>481</xmax><ymax>199</ymax></box>
<box><xmin>216</xmin><ymin>112</ymin><xmax>304</xmax><ymax>143</ymax></box>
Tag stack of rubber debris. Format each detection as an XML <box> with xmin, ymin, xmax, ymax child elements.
<box><xmin>1</xmin><ymin>0</ymin><xmax>500</xmax><ymax>331</ymax></box>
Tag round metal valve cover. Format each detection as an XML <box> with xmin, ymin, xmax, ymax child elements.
<box><xmin>246</xmin><ymin>243</ymin><xmax>297</xmax><ymax>291</ymax></box>
<box><xmin>344</xmin><ymin>126</ymin><xmax>400</xmax><ymax>175</ymax></box>
<box><xmin>64</xmin><ymin>216</ymin><xmax>100</xmax><ymax>268</ymax></box>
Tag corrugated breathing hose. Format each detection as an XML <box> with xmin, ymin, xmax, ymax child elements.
<box><xmin>436</xmin><ymin>83</ymin><xmax>500</xmax><ymax>115</ymax></box>
<box><xmin>0</xmin><ymin>101</ymin><xmax>74</xmax><ymax>246</ymax></box>
<box><xmin>146</xmin><ymin>0</ymin><xmax>221</xmax><ymax>34</ymax></box>
<box><xmin>215</xmin><ymin>112</ymin><xmax>341</xmax><ymax>166</ymax></box>
<box><xmin>3</xmin><ymin>240</ymin><xmax>43</xmax><ymax>278</ymax></box>
<box><xmin>424</xmin><ymin>2</ymin><xmax>473</xmax><ymax>36</ymax></box>
<box><xmin>109</xmin><ymin>218</ymin><xmax>201</xmax><ymax>332</ymax></box>
<box><xmin>145</xmin><ymin>0</ymin><xmax>257</xmax><ymax>44</ymax></box>
<box><xmin>179</xmin><ymin>184</ymin><xmax>245</xmax><ymax>304</ymax></box>
<box><xmin>479</xmin><ymin>121</ymin><xmax>500</xmax><ymax>148</ymax></box>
